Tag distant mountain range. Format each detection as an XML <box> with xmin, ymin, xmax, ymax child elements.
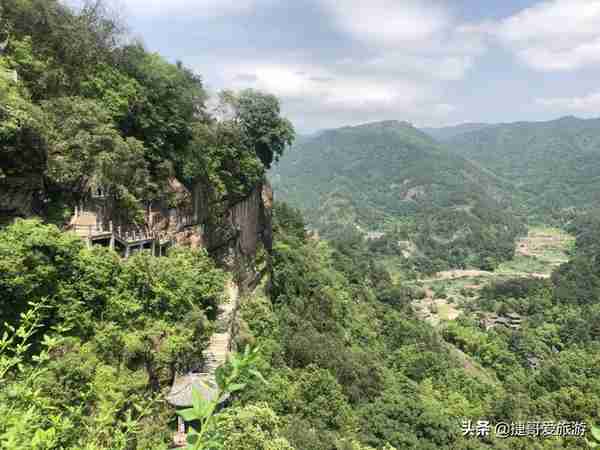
<box><xmin>420</xmin><ymin>123</ymin><xmax>492</xmax><ymax>141</ymax></box>
<box><xmin>424</xmin><ymin>116</ymin><xmax>600</xmax><ymax>216</ymax></box>
<box><xmin>271</xmin><ymin>120</ymin><xmax>524</xmax><ymax>269</ymax></box>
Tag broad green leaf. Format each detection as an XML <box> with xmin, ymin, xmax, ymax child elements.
<box><xmin>227</xmin><ymin>383</ymin><xmax>246</xmax><ymax>393</ymax></box>
<box><xmin>250</xmin><ymin>369</ymin><xmax>268</xmax><ymax>385</ymax></box>
<box><xmin>191</xmin><ymin>386</ymin><xmax>206</xmax><ymax>413</ymax></box>
<box><xmin>215</xmin><ymin>366</ymin><xmax>226</xmax><ymax>390</ymax></box>
<box><xmin>177</xmin><ymin>408</ymin><xmax>198</xmax><ymax>422</ymax></box>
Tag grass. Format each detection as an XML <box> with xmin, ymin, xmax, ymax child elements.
<box><xmin>436</xmin><ymin>301</ymin><xmax>458</xmax><ymax>321</ymax></box>
<box><xmin>496</xmin><ymin>254</ymin><xmax>549</xmax><ymax>274</ymax></box>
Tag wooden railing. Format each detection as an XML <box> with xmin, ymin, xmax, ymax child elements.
<box><xmin>68</xmin><ymin>222</ymin><xmax>164</xmax><ymax>244</ymax></box>
<box><xmin>67</xmin><ymin>208</ymin><xmax>202</xmax><ymax>257</ymax></box>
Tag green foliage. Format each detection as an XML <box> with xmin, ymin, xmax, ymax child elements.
<box><xmin>213</xmin><ymin>403</ymin><xmax>295</xmax><ymax>450</ymax></box>
<box><xmin>234</xmin><ymin>204</ymin><xmax>600</xmax><ymax>450</ymax></box>
<box><xmin>80</xmin><ymin>63</ymin><xmax>141</xmax><ymax>121</ymax></box>
<box><xmin>0</xmin><ymin>55</ymin><xmax>48</xmax><ymax>179</ymax></box>
<box><xmin>0</xmin><ymin>0</ymin><xmax>294</xmax><ymax>222</ymax></box>
<box><xmin>181</xmin><ymin>91</ymin><xmax>294</xmax><ymax>203</ymax></box>
<box><xmin>182</xmin><ymin>121</ymin><xmax>265</xmax><ymax>201</ymax></box>
<box><xmin>272</xmin><ymin>202</ymin><xmax>306</xmax><ymax>242</ymax></box>
<box><xmin>117</xmin><ymin>47</ymin><xmax>207</xmax><ymax>170</ymax></box>
<box><xmin>177</xmin><ymin>346</ymin><xmax>274</xmax><ymax>450</ymax></box>
<box><xmin>43</xmin><ymin>96</ymin><xmax>152</xmax><ymax>207</ymax></box>
<box><xmin>0</xmin><ymin>219</ymin><xmax>83</xmax><ymax>327</ymax></box>
<box><xmin>0</xmin><ymin>220</ymin><xmax>227</xmax><ymax>448</ymax></box>
<box><xmin>271</xmin><ymin>120</ymin><xmax>524</xmax><ymax>272</ymax></box>
<box><xmin>231</xmin><ymin>89</ymin><xmax>295</xmax><ymax>169</ymax></box>
<box><xmin>439</xmin><ymin>116</ymin><xmax>600</xmax><ymax>220</ymax></box>
<box><xmin>587</xmin><ymin>422</ymin><xmax>600</xmax><ymax>448</ymax></box>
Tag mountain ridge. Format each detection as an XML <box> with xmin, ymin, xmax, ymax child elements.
<box><xmin>272</xmin><ymin>119</ymin><xmax>524</xmax><ymax>269</ymax></box>
<box><xmin>437</xmin><ymin>116</ymin><xmax>600</xmax><ymax>218</ymax></box>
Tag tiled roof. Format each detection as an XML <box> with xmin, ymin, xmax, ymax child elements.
<box><xmin>166</xmin><ymin>373</ymin><xmax>228</xmax><ymax>407</ymax></box>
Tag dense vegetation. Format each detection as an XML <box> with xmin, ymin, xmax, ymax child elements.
<box><xmin>2</xmin><ymin>1</ymin><xmax>600</xmax><ymax>450</ymax></box>
<box><xmin>271</xmin><ymin>120</ymin><xmax>525</xmax><ymax>271</ymax></box>
<box><xmin>0</xmin><ymin>1</ymin><xmax>297</xmax><ymax>448</ymax></box>
<box><xmin>230</xmin><ymin>203</ymin><xmax>599</xmax><ymax>449</ymax></box>
<box><xmin>2</xmin><ymin>205</ymin><xmax>599</xmax><ymax>449</ymax></box>
<box><xmin>0</xmin><ymin>0</ymin><xmax>293</xmax><ymax>224</ymax></box>
<box><xmin>421</xmin><ymin>123</ymin><xmax>492</xmax><ymax>142</ymax></box>
<box><xmin>0</xmin><ymin>219</ymin><xmax>227</xmax><ymax>448</ymax></box>
<box><xmin>431</xmin><ymin>116</ymin><xmax>600</xmax><ymax>221</ymax></box>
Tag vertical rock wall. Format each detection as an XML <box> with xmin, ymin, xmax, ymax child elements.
<box><xmin>198</xmin><ymin>181</ymin><xmax>272</xmax><ymax>258</ymax></box>
<box><xmin>194</xmin><ymin>180</ymin><xmax>273</xmax><ymax>289</ymax></box>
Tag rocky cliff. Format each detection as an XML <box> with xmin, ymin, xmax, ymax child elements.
<box><xmin>194</xmin><ymin>180</ymin><xmax>273</xmax><ymax>291</ymax></box>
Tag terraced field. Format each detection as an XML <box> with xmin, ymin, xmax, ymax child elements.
<box><xmin>412</xmin><ymin>226</ymin><xmax>573</xmax><ymax>326</ymax></box>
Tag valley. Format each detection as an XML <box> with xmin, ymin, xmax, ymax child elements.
<box><xmin>270</xmin><ymin>117</ymin><xmax>600</xmax><ymax>449</ymax></box>
<box><xmin>410</xmin><ymin>226</ymin><xmax>574</xmax><ymax>326</ymax></box>
<box><xmin>3</xmin><ymin>0</ymin><xmax>600</xmax><ymax>448</ymax></box>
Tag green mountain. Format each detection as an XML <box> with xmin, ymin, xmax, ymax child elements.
<box><xmin>272</xmin><ymin>120</ymin><xmax>525</xmax><ymax>270</ymax></box>
<box><xmin>438</xmin><ymin>116</ymin><xmax>600</xmax><ymax>217</ymax></box>
<box><xmin>421</xmin><ymin>123</ymin><xmax>491</xmax><ymax>141</ymax></box>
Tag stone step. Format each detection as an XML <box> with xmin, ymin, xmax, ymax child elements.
<box><xmin>199</xmin><ymin>279</ymin><xmax>239</xmax><ymax>374</ymax></box>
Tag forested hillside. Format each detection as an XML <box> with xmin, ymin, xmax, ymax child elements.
<box><xmin>0</xmin><ymin>0</ymin><xmax>294</xmax><ymax>448</ymax></box>
<box><xmin>0</xmin><ymin>220</ymin><xmax>230</xmax><ymax>448</ymax></box>
<box><xmin>272</xmin><ymin>120</ymin><xmax>525</xmax><ymax>271</ymax></box>
<box><xmin>0</xmin><ymin>0</ymin><xmax>293</xmax><ymax>225</ymax></box>
<box><xmin>437</xmin><ymin>116</ymin><xmax>600</xmax><ymax>220</ymax></box>
<box><xmin>2</xmin><ymin>1</ymin><xmax>600</xmax><ymax>450</ymax></box>
<box><xmin>233</xmin><ymin>202</ymin><xmax>600</xmax><ymax>450</ymax></box>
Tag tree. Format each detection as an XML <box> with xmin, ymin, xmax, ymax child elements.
<box><xmin>182</xmin><ymin>121</ymin><xmax>264</xmax><ymax>201</ymax></box>
<box><xmin>118</xmin><ymin>46</ymin><xmax>207</xmax><ymax>171</ymax></box>
<box><xmin>0</xmin><ymin>54</ymin><xmax>48</xmax><ymax>196</ymax></box>
<box><xmin>0</xmin><ymin>219</ymin><xmax>83</xmax><ymax>329</ymax></box>
<box><xmin>219</xmin><ymin>89</ymin><xmax>295</xmax><ymax>169</ymax></box>
<box><xmin>43</xmin><ymin>96</ymin><xmax>153</xmax><ymax>212</ymax></box>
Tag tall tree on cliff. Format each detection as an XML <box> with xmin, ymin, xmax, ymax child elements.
<box><xmin>182</xmin><ymin>89</ymin><xmax>295</xmax><ymax>201</ymax></box>
<box><xmin>232</xmin><ymin>89</ymin><xmax>295</xmax><ymax>169</ymax></box>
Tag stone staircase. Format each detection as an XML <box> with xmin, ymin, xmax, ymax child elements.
<box><xmin>166</xmin><ymin>275</ymin><xmax>240</xmax><ymax>446</ymax></box>
<box><xmin>201</xmin><ymin>281</ymin><xmax>238</xmax><ymax>373</ymax></box>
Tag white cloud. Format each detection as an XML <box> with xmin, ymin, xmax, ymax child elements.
<box><xmin>320</xmin><ymin>0</ymin><xmax>448</xmax><ymax>45</ymax></box>
<box><xmin>361</xmin><ymin>54</ymin><xmax>475</xmax><ymax>81</ymax></box>
<box><xmin>318</xmin><ymin>0</ymin><xmax>485</xmax><ymax>81</ymax></box>
<box><xmin>204</xmin><ymin>0</ymin><xmax>488</xmax><ymax>131</ymax></box>
<box><xmin>536</xmin><ymin>91</ymin><xmax>600</xmax><ymax>113</ymax></box>
<box><xmin>216</xmin><ymin>61</ymin><xmax>461</xmax><ymax>130</ymax></box>
<box><xmin>223</xmin><ymin>63</ymin><xmax>426</xmax><ymax>109</ymax></box>
<box><xmin>473</xmin><ymin>0</ymin><xmax>600</xmax><ymax>71</ymax></box>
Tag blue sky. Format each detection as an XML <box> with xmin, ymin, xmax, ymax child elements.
<box><xmin>102</xmin><ymin>0</ymin><xmax>600</xmax><ymax>132</ymax></box>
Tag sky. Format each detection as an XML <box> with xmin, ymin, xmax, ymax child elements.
<box><xmin>98</xmin><ymin>0</ymin><xmax>600</xmax><ymax>132</ymax></box>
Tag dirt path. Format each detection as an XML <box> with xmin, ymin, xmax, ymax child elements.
<box><xmin>420</xmin><ymin>269</ymin><xmax>550</xmax><ymax>283</ymax></box>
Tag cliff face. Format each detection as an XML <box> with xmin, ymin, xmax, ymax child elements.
<box><xmin>0</xmin><ymin>130</ymin><xmax>46</xmax><ymax>222</ymax></box>
<box><xmin>193</xmin><ymin>180</ymin><xmax>273</xmax><ymax>290</ymax></box>
<box><xmin>0</xmin><ymin>175</ymin><xmax>43</xmax><ymax>221</ymax></box>
<box><xmin>0</xmin><ymin>162</ymin><xmax>272</xmax><ymax>289</ymax></box>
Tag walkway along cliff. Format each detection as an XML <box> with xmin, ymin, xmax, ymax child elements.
<box><xmin>168</xmin><ymin>180</ymin><xmax>273</xmax><ymax>446</ymax></box>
